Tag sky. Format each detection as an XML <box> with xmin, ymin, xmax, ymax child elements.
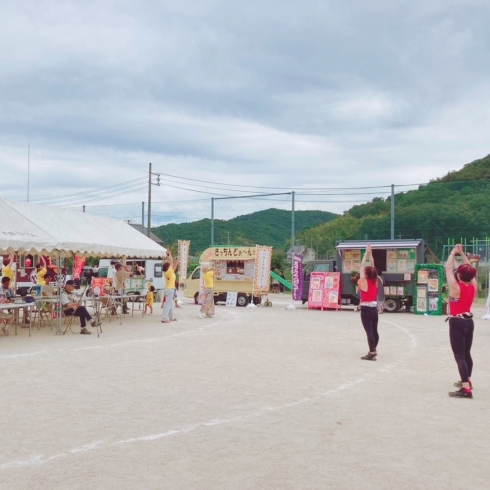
<box><xmin>1</xmin><ymin>0</ymin><xmax>489</xmax><ymax>226</ymax></box>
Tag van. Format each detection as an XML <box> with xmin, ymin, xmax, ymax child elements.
<box><xmin>184</xmin><ymin>246</ymin><xmax>270</xmax><ymax>307</ymax></box>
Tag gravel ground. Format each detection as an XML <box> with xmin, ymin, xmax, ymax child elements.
<box><xmin>1</xmin><ymin>294</ymin><xmax>489</xmax><ymax>490</ymax></box>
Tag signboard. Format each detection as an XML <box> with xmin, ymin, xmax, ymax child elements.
<box><xmin>323</xmin><ymin>272</ymin><xmax>341</xmax><ymax>309</ymax></box>
<box><xmin>414</xmin><ymin>264</ymin><xmax>444</xmax><ymax>316</ymax></box>
<box><xmin>226</xmin><ymin>292</ymin><xmax>238</xmax><ymax>307</ymax></box>
<box><xmin>201</xmin><ymin>247</ymin><xmax>256</xmax><ymax>262</ymax></box>
<box><xmin>292</xmin><ymin>253</ymin><xmax>303</xmax><ymax>301</ymax></box>
<box><xmin>254</xmin><ymin>245</ymin><xmax>272</xmax><ymax>292</ymax></box>
<box><xmin>91</xmin><ymin>277</ymin><xmax>113</xmax><ymax>296</ymax></box>
<box><xmin>308</xmin><ymin>272</ymin><xmax>341</xmax><ymax>310</ymax></box>
<box><xmin>178</xmin><ymin>240</ymin><xmax>191</xmax><ymax>284</ymax></box>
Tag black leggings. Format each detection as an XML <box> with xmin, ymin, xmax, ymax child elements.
<box><xmin>360</xmin><ymin>306</ymin><xmax>379</xmax><ymax>352</ymax></box>
<box><xmin>449</xmin><ymin>317</ymin><xmax>474</xmax><ymax>382</ymax></box>
<box><xmin>64</xmin><ymin>306</ymin><xmax>92</xmax><ymax>328</ymax></box>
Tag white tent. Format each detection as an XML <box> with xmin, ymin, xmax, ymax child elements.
<box><xmin>1</xmin><ymin>199</ymin><xmax>166</xmax><ymax>258</ymax></box>
<box><xmin>0</xmin><ymin>199</ymin><xmax>59</xmax><ymax>254</ymax></box>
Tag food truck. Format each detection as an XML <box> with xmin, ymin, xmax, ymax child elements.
<box><xmin>336</xmin><ymin>239</ymin><xmax>425</xmax><ymax>311</ymax></box>
<box><xmin>97</xmin><ymin>258</ymin><xmax>164</xmax><ymax>296</ymax></box>
<box><xmin>300</xmin><ymin>239</ymin><xmax>425</xmax><ymax>312</ymax></box>
<box><xmin>184</xmin><ymin>246</ymin><xmax>271</xmax><ymax>306</ymax></box>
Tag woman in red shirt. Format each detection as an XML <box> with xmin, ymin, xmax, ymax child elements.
<box><xmin>445</xmin><ymin>244</ymin><xmax>477</xmax><ymax>399</ymax></box>
<box><xmin>358</xmin><ymin>245</ymin><xmax>379</xmax><ymax>361</ymax></box>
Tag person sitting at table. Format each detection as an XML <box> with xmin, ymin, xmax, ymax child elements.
<box><xmin>0</xmin><ymin>277</ymin><xmax>15</xmax><ymax>335</ymax></box>
<box><xmin>36</xmin><ymin>256</ymin><xmax>48</xmax><ymax>286</ymax></box>
<box><xmin>1</xmin><ymin>276</ymin><xmax>15</xmax><ymax>300</ymax></box>
<box><xmin>114</xmin><ymin>262</ymin><xmax>132</xmax><ymax>314</ymax></box>
<box><xmin>42</xmin><ymin>274</ymin><xmax>55</xmax><ymax>297</ymax></box>
<box><xmin>61</xmin><ymin>280</ymin><xmax>100</xmax><ymax>334</ymax></box>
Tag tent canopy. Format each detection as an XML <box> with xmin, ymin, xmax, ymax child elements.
<box><xmin>0</xmin><ymin>198</ymin><xmax>166</xmax><ymax>258</ymax></box>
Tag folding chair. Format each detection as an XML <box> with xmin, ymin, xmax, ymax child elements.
<box><xmin>31</xmin><ymin>302</ymin><xmax>51</xmax><ymax>330</ymax></box>
<box><xmin>62</xmin><ymin>310</ymin><xmax>80</xmax><ymax>335</ymax></box>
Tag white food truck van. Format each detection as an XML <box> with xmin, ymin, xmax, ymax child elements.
<box><xmin>97</xmin><ymin>258</ymin><xmax>164</xmax><ymax>296</ymax></box>
<box><xmin>184</xmin><ymin>246</ymin><xmax>271</xmax><ymax>306</ymax></box>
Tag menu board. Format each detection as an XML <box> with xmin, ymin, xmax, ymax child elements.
<box><xmin>414</xmin><ymin>264</ymin><xmax>444</xmax><ymax>316</ymax></box>
<box><xmin>343</xmin><ymin>248</ymin><xmax>417</xmax><ymax>273</ymax></box>
<box><xmin>308</xmin><ymin>272</ymin><xmax>341</xmax><ymax>310</ymax></box>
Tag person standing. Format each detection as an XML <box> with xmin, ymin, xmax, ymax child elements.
<box><xmin>36</xmin><ymin>256</ymin><xmax>48</xmax><ymax>286</ymax></box>
<box><xmin>2</xmin><ymin>255</ymin><xmax>15</xmax><ymax>283</ymax></box>
<box><xmin>161</xmin><ymin>252</ymin><xmax>179</xmax><ymax>324</ymax></box>
<box><xmin>114</xmin><ymin>262</ymin><xmax>132</xmax><ymax>314</ymax></box>
<box><xmin>358</xmin><ymin>245</ymin><xmax>379</xmax><ymax>361</ymax></box>
<box><xmin>445</xmin><ymin>244</ymin><xmax>477</xmax><ymax>399</ymax></box>
<box><xmin>145</xmin><ymin>285</ymin><xmax>155</xmax><ymax>315</ymax></box>
<box><xmin>199</xmin><ymin>262</ymin><xmax>215</xmax><ymax>318</ymax></box>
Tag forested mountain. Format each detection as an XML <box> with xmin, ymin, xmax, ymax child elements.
<box><xmin>296</xmin><ymin>153</ymin><xmax>490</xmax><ymax>259</ymax></box>
<box><xmin>152</xmin><ymin>209</ymin><xmax>338</xmax><ymax>254</ymax></box>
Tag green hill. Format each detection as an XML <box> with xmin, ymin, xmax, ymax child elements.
<box><xmin>152</xmin><ymin>208</ymin><xmax>338</xmax><ymax>254</ymax></box>
<box><xmin>296</xmin><ymin>153</ymin><xmax>490</xmax><ymax>259</ymax></box>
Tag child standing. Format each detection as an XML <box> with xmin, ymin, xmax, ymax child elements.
<box><xmin>146</xmin><ymin>285</ymin><xmax>155</xmax><ymax>315</ymax></box>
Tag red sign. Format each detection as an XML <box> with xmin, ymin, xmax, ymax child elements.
<box><xmin>308</xmin><ymin>272</ymin><xmax>341</xmax><ymax>310</ymax></box>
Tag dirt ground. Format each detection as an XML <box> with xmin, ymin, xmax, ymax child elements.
<box><xmin>1</xmin><ymin>294</ymin><xmax>489</xmax><ymax>490</ymax></box>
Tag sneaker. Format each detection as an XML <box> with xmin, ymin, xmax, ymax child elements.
<box><xmin>80</xmin><ymin>327</ymin><xmax>92</xmax><ymax>335</ymax></box>
<box><xmin>454</xmin><ymin>380</ymin><xmax>473</xmax><ymax>389</ymax></box>
<box><xmin>90</xmin><ymin>321</ymin><xmax>101</xmax><ymax>328</ymax></box>
<box><xmin>361</xmin><ymin>353</ymin><xmax>377</xmax><ymax>361</ymax></box>
<box><xmin>448</xmin><ymin>388</ymin><xmax>473</xmax><ymax>399</ymax></box>
<box><xmin>2</xmin><ymin>326</ymin><xmax>8</xmax><ymax>336</ymax></box>
<box><xmin>198</xmin><ymin>312</ymin><xmax>205</xmax><ymax>319</ymax></box>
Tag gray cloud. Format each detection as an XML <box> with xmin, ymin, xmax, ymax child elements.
<box><xmin>1</xmin><ymin>0</ymin><xmax>489</xmax><ymax>222</ymax></box>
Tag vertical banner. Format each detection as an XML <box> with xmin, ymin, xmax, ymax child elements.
<box><xmin>292</xmin><ymin>253</ymin><xmax>303</xmax><ymax>301</ymax></box>
<box><xmin>178</xmin><ymin>240</ymin><xmax>191</xmax><ymax>285</ymax></box>
<box><xmin>254</xmin><ymin>245</ymin><xmax>272</xmax><ymax>292</ymax></box>
<box><xmin>73</xmin><ymin>255</ymin><xmax>86</xmax><ymax>280</ymax></box>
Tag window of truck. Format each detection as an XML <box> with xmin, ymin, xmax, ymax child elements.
<box><xmin>191</xmin><ymin>267</ymin><xmax>201</xmax><ymax>280</ymax></box>
<box><xmin>98</xmin><ymin>267</ymin><xmax>109</xmax><ymax>278</ymax></box>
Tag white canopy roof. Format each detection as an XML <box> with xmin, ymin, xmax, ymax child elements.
<box><xmin>0</xmin><ymin>198</ymin><xmax>166</xmax><ymax>258</ymax></box>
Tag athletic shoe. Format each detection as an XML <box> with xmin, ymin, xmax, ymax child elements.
<box><xmin>198</xmin><ymin>313</ymin><xmax>205</xmax><ymax>319</ymax></box>
<box><xmin>80</xmin><ymin>327</ymin><xmax>92</xmax><ymax>335</ymax></box>
<box><xmin>2</xmin><ymin>326</ymin><xmax>9</xmax><ymax>336</ymax></box>
<box><xmin>90</xmin><ymin>320</ymin><xmax>101</xmax><ymax>328</ymax></box>
<box><xmin>454</xmin><ymin>380</ymin><xmax>473</xmax><ymax>389</ymax></box>
<box><xmin>448</xmin><ymin>388</ymin><xmax>473</xmax><ymax>399</ymax></box>
<box><xmin>361</xmin><ymin>353</ymin><xmax>377</xmax><ymax>361</ymax></box>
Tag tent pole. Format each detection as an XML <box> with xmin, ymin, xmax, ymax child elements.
<box><xmin>56</xmin><ymin>251</ymin><xmax>62</xmax><ymax>335</ymax></box>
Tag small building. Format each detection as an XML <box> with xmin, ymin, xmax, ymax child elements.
<box><xmin>129</xmin><ymin>224</ymin><xmax>164</xmax><ymax>246</ymax></box>
<box><xmin>286</xmin><ymin>245</ymin><xmax>317</xmax><ymax>263</ymax></box>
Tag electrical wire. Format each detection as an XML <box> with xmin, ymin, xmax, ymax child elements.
<box><xmin>32</xmin><ymin>177</ymin><xmax>147</xmax><ymax>204</ymax></box>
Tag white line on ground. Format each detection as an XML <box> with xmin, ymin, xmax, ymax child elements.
<box><xmin>1</xmin><ymin>318</ymin><xmax>417</xmax><ymax>471</ymax></box>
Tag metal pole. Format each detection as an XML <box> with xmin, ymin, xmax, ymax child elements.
<box><xmin>147</xmin><ymin>163</ymin><xmax>152</xmax><ymax>237</ymax></box>
<box><xmin>82</xmin><ymin>205</ymin><xmax>85</xmax><ymax>213</ymax></box>
<box><xmin>291</xmin><ymin>191</ymin><xmax>295</xmax><ymax>251</ymax></box>
<box><xmin>27</xmin><ymin>144</ymin><xmax>30</xmax><ymax>202</ymax></box>
<box><xmin>142</xmin><ymin>201</ymin><xmax>145</xmax><ymax>230</ymax></box>
<box><xmin>390</xmin><ymin>184</ymin><xmax>395</xmax><ymax>240</ymax></box>
<box><xmin>211</xmin><ymin>197</ymin><xmax>215</xmax><ymax>246</ymax></box>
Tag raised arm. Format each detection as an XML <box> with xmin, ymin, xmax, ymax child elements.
<box><xmin>445</xmin><ymin>244</ymin><xmax>460</xmax><ymax>296</ymax></box>
<box><xmin>458</xmin><ymin>246</ymin><xmax>478</xmax><ymax>287</ymax></box>
<box><xmin>40</xmin><ymin>255</ymin><xmax>47</xmax><ymax>268</ymax></box>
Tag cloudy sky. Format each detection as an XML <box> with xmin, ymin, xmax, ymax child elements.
<box><xmin>1</xmin><ymin>0</ymin><xmax>489</xmax><ymax>225</ymax></box>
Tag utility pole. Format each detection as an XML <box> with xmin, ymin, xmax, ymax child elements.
<box><xmin>27</xmin><ymin>144</ymin><xmax>30</xmax><ymax>202</ymax></box>
<box><xmin>147</xmin><ymin>163</ymin><xmax>161</xmax><ymax>237</ymax></box>
<box><xmin>390</xmin><ymin>184</ymin><xmax>395</xmax><ymax>240</ymax></box>
<box><xmin>211</xmin><ymin>197</ymin><xmax>215</xmax><ymax>246</ymax></box>
<box><xmin>141</xmin><ymin>202</ymin><xmax>145</xmax><ymax>229</ymax></box>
